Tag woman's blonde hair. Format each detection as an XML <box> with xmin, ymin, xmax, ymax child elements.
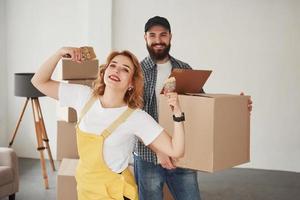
<box><xmin>92</xmin><ymin>50</ymin><xmax>144</xmax><ymax>109</ymax></box>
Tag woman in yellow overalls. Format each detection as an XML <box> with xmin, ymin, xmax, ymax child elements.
<box><xmin>75</xmin><ymin>96</ymin><xmax>138</xmax><ymax>200</ymax></box>
<box><xmin>32</xmin><ymin>47</ymin><xmax>186</xmax><ymax>200</ymax></box>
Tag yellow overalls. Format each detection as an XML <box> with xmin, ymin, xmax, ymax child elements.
<box><xmin>75</xmin><ymin>96</ymin><xmax>138</xmax><ymax>200</ymax></box>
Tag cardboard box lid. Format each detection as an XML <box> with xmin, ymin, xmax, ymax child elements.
<box><xmin>168</xmin><ymin>69</ymin><xmax>212</xmax><ymax>94</ymax></box>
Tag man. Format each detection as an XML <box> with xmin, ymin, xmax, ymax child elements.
<box><xmin>134</xmin><ymin>16</ymin><xmax>202</xmax><ymax>200</ymax></box>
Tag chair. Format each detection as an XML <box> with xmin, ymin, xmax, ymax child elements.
<box><xmin>0</xmin><ymin>147</ymin><xmax>19</xmax><ymax>200</ymax></box>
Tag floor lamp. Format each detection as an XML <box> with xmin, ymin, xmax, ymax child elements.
<box><xmin>9</xmin><ymin>73</ymin><xmax>55</xmax><ymax>189</ymax></box>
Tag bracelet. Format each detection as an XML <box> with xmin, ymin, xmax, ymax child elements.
<box><xmin>173</xmin><ymin>112</ymin><xmax>185</xmax><ymax>122</ymax></box>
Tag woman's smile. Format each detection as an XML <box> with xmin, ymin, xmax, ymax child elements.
<box><xmin>109</xmin><ymin>74</ymin><xmax>121</xmax><ymax>82</ymax></box>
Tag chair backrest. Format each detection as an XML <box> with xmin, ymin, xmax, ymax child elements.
<box><xmin>0</xmin><ymin>147</ymin><xmax>19</xmax><ymax>197</ymax></box>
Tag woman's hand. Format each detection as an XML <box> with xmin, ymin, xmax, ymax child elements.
<box><xmin>58</xmin><ymin>47</ymin><xmax>82</xmax><ymax>63</ymax></box>
<box><xmin>165</xmin><ymin>92</ymin><xmax>182</xmax><ymax>116</ymax></box>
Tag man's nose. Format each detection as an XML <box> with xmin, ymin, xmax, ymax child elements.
<box><xmin>154</xmin><ymin>36</ymin><xmax>162</xmax><ymax>43</ymax></box>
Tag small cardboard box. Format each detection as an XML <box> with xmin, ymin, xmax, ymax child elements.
<box><xmin>159</xmin><ymin>93</ymin><xmax>250</xmax><ymax>172</ymax></box>
<box><xmin>57</xmin><ymin>79</ymin><xmax>95</xmax><ymax>122</ymax></box>
<box><xmin>66</xmin><ymin>79</ymin><xmax>95</xmax><ymax>87</ymax></box>
<box><xmin>61</xmin><ymin>59</ymin><xmax>99</xmax><ymax>80</ymax></box>
<box><xmin>57</xmin><ymin>158</ymin><xmax>78</xmax><ymax>200</ymax></box>
<box><xmin>57</xmin><ymin>121</ymin><xmax>78</xmax><ymax>160</ymax></box>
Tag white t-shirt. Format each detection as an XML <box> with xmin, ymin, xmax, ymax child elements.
<box><xmin>59</xmin><ymin>83</ymin><xmax>163</xmax><ymax>173</ymax></box>
<box><xmin>155</xmin><ymin>61</ymin><xmax>172</xmax><ymax>110</ymax></box>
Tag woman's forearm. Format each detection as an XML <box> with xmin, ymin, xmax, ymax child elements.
<box><xmin>170</xmin><ymin>111</ymin><xmax>185</xmax><ymax>158</ymax></box>
<box><xmin>149</xmin><ymin>94</ymin><xmax>185</xmax><ymax>158</ymax></box>
<box><xmin>151</xmin><ymin>120</ymin><xmax>185</xmax><ymax>159</ymax></box>
<box><xmin>31</xmin><ymin>50</ymin><xmax>63</xmax><ymax>100</ymax></box>
<box><xmin>32</xmin><ymin>51</ymin><xmax>61</xmax><ymax>86</ymax></box>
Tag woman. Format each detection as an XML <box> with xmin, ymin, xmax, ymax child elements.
<box><xmin>32</xmin><ymin>47</ymin><xmax>185</xmax><ymax>200</ymax></box>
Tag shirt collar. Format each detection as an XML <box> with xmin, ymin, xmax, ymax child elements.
<box><xmin>145</xmin><ymin>54</ymin><xmax>176</xmax><ymax>69</ymax></box>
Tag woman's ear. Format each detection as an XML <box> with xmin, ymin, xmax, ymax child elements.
<box><xmin>128</xmin><ymin>86</ymin><xmax>134</xmax><ymax>91</ymax></box>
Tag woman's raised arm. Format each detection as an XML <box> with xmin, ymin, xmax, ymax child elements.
<box><xmin>31</xmin><ymin>47</ymin><xmax>82</xmax><ymax>100</ymax></box>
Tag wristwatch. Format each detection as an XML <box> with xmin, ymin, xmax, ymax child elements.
<box><xmin>173</xmin><ymin>112</ymin><xmax>185</xmax><ymax>122</ymax></box>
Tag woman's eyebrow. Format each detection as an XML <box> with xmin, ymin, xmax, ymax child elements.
<box><xmin>111</xmin><ymin>60</ymin><xmax>132</xmax><ymax>70</ymax></box>
<box><xmin>122</xmin><ymin>64</ymin><xmax>131</xmax><ymax>69</ymax></box>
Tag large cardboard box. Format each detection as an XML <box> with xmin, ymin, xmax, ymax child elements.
<box><xmin>57</xmin><ymin>121</ymin><xmax>78</xmax><ymax>160</ymax></box>
<box><xmin>61</xmin><ymin>59</ymin><xmax>99</xmax><ymax>80</ymax></box>
<box><xmin>57</xmin><ymin>79</ymin><xmax>95</xmax><ymax>122</ymax></box>
<box><xmin>57</xmin><ymin>158</ymin><xmax>78</xmax><ymax>200</ymax></box>
<box><xmin>159</xmin><ymin>93</ymin><xmax>250</xmax><ymax>172</ymax></box>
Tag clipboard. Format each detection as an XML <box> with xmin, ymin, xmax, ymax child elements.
<box><xmin>167</xmin><ymin>69</ymin><xmax>212</xmax><ymax>94</ymax></box>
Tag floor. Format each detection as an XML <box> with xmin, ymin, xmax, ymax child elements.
<box><xmin>1</xmin><ymin>158</ymin><xmax>300</xmax><ymax>200</ymax></box>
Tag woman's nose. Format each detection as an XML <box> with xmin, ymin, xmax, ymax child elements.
<box><xmin>114</xmin><ymin>66</ymin><xmax>121</xmax><ymax>73</ymax></box>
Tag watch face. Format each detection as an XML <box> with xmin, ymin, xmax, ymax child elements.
<box><xmin>173</xmin><ymin>112</ymin><xmax>185</xmax><ymax>122</ymax></box>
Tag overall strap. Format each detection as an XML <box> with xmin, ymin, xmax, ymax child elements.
<box><xmin>77</xmin><ymin>95</ymin><xmax>97</xmax><ymax>125</ymax></box>
<box><xmin>101</xmin><ymin>108</ymin><xmax>135</xmax><ymax>139</ymax></box>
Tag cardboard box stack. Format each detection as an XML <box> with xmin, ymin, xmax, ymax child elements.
<box><xmin>56</xmin><ymin>48</ymin><xmax>98</xmax><ymax>160</ymax></box>
<box><xmin>57</xmin><ymin>47</ymin><xmax>99</xmax><ymax>200</ymax></box>
<box><xmin>158</xmin><ymin>69</ymin><xmax>250</xmax><ymax>173</ymax></box>
<box><xmin>57</xmin><ymin>159</ymin><xmax>78</xmax><ymax>200</ymax></box>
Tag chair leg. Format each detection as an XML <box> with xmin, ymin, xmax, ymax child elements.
<box><xmin>9</xmin><ymin>193</ymin><xmax>15</xmax><ymax>200</ymax></box>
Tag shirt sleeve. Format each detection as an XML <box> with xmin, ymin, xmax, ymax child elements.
<box><xmin>58</xmin><ymin>82</ymin><xmax>92</xmax><ymax>112</ymax></box>
<box><xmin>131</xmin><ymin>110</ymin><xmax>164</xmax><ymax>146</ymax></box>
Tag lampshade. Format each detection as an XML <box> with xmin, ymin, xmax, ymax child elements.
<box><xmin>14</xmin><ymin>73</ymin><xmax>45</xmax><ymax>97</ymax></box>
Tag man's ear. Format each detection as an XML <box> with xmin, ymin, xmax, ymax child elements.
<box><xmin>144</xmin><ymin>33</ymin><xmax>147</xmax><ymax>42</ymax></box>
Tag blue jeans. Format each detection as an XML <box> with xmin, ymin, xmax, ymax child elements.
<box><xmin>134</xmin><ymin>155</ymin><xmax>201</xmax><ymax>200</ymax></box>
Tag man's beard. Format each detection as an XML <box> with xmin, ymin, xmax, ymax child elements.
<box><xmin>147</xmin><ymin>43</ymin><xmax>171</xmax><ymax>61</ymax></box>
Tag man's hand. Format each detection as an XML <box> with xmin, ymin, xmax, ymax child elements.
<box><xmin>157</xmin><ymin>152</ymin><xmax>176</xmax><ymax>170</ymax></box>
<box><xmin>240</xmin><ymin>92</ymin><xmax>253</xmax><ymax>112</ymax></box>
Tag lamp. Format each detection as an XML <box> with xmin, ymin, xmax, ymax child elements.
<box><xmin>9</xmin><ymin>73</ymin><xmax>55</xmax><ymax>189</ymax></box>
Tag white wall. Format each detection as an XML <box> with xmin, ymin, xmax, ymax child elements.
<box><xmin>0</xmin><ymin>0</ymin><xmax>7</xmax><ymax>146</ymax></box>
<box><xmin>5</xmin><ymin>0</ymin><xmax>112</xmax><ymax>158</ymax></box>
<box><xmin>112</xmin><ymin>0</ymin><xmax>300</xmax><ymax>172</ymax></box>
